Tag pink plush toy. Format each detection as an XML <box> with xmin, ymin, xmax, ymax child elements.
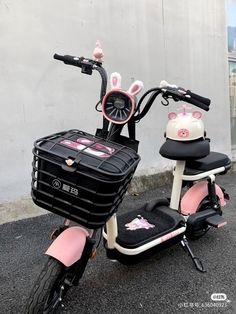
<box><xmin>93</xmin><ymin>40</ymin><xmax>104</xmax><ymax>62</ymax></box>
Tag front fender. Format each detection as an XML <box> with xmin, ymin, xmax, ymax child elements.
<box><xmin>45</xmin><ymin>226</ymin><xmax>89</xmax><ymax>267</ymax></box>
<box><xmin>181</xmin><ymin>181</ymin><xmax>226</xmax><ymax>215</ymax></box>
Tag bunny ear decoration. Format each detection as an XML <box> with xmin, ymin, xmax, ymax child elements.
<box><xmin>127</xmin><ymin>80</ymin><xmax>144</xmax><ymax>96</ymax></box>
<box><xmin>110</xmin><ymin>72</ymin><xmax>122</xmax><ymax>89</ymax></box>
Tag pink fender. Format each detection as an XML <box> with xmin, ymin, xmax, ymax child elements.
<box><xmin>181</xmin><ymin>181</ymin><xmax>226</xmax><ymax>215</ymax></box>
<box><xmin>45</xmin><ymin>226</ymin><xmax>89</xmax><ymax>267</ymax></box>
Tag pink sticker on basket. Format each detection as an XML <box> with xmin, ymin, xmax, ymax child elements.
<box><xmin>125</xmin><ymin>216</ymin><xmax>155</xmax><ymax>231</ymax></box>
<box><xmin>60</xmin><ymin>138</ymin><xmax>115</xmax><ymax>158</ymax></box>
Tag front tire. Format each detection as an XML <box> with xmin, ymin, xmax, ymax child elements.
<box><xmin>25</xmin><ymin>257</ymin><xmax>68</xmax><ymax>314</ymax></box>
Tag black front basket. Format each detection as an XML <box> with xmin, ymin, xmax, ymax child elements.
<box><xmin>31</xmin><ymin>129</ymin><xmax>140</xmax><ymax>229</ymax></box>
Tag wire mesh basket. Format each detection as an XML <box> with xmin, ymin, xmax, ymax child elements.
<box><xmin>31</xmin><ymin>129</ymin><xmax>140</xmax><ymax>228</ymax></box>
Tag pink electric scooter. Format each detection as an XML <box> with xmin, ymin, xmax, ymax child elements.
<box><xmin>25</xmin><ymin>44</ymin><xmax>231</xmax><ymax>313</ymax></box>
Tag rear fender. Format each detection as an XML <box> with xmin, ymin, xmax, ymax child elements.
<box><xmin>181</xmin><ymin>181</ymin><xmax>226</xmax><ymax>215</ymax></box>
<box><xmin>45</xmin><ymin>226</ymin><xmax>89</xmax><ymax>267</ymax></box>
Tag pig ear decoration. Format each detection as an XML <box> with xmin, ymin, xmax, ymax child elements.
<box><xmin>110</xmin><ymin>72</ymin><xmax>122</xmax><ymax>89</ymax></box>
<box><xmin>127</xmin><ymin>80</ymin><xmax>144</xmax><ymax>96</ymax></box>
<box><xmin>192</xmin><ymin>111</ymin><xmax>202</xmax><ymax>119</ymax></box>
<box><xmin>168</xmin><ymin>112</ymin><xmax>177</xmax><ymax>120</ymax></box>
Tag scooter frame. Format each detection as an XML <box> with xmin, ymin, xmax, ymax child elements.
<box><xmin>46</xmin><ymin>156</ymin><xmax>228</xmax><ymax>267</ymax></box>
<box><xmin>25</xmin><ymin>45</ymin><xmax>231</xmax><ymax>314</ymax></box>
<box><xmin>102</xmin><ymin>159</ymin><xmax>228</xmax><ymax>256</ymax></box>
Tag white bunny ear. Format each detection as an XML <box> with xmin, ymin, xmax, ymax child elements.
<box><xmin>110</xmin><ymin>72</ymin><xmax>122</xmax><ymax>89</ymax></box>
<box><xmin>127</xmin><ymin>80</ymin><xmax>143</xmax><ymax>96</ymax></box>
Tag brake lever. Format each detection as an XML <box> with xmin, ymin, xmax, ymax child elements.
<box><xmin>161</xmin><ymin>86</ymin><xmax>187</xmax><ymax>103</ymax></box>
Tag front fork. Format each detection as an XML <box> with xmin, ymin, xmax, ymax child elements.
<box><xmin>66</xmin><ymin>236</ymin><xmax>96</xmax><ymax>286</ymax></box>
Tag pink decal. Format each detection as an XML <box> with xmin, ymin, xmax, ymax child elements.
<box><xmin>178</xmin><ymin>128</ymin><xmax>189</xmax><ymax>138</ymax></box>
<box><xmin>159</xmin><ymin>228</ymin><xmax>184</xmax><ymax>243</ymax></box>
<box><xmin>60</xmin><ymin>138</ymin><xmax>115</xmax><ymax>158</ymax></box>
<box><xmin>160</xmin><ymin>231</ymin><xmax>175</xmax><ymax>242</ymax></box>
<box><xmin>125</xmin><ymin>215</ymin><xmax>155</xmax><ymax>231</ymax></box>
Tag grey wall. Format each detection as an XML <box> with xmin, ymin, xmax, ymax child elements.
<box><xmin>0</xmin><ymin>0</ymin><xmax>231</xmax><ymax>202</ymax></box>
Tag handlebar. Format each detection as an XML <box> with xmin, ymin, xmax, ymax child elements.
<box><xmin>53</xmin><ymin>53</ymin><xmax>103</xmax><ymax>75</ymax></box>
<box><xmin>160</xmin><ymin>81</ymin><xmax>211</xmax><ymax>111</ymax></box>
<box><xmin>186</xmin><ymin>90</ymin><xmax>211</xmax><ymax>107</ymax></box>
<box><xmin>53</xmin><ymin>53</ymin><xmax>211</xmax><ymax>127</ymax></box>
<box><xmin>134</xmin><ymin>81</ymin><xmax>211</xmax><ymax>122</ymax></box>
<box><xmin>54</xmin><ymin>54</ymin><xmax>81</xmax><ymax>66</ymax></box>
<box><xmin>54</xmin><ymin>53</ymin><xmax>108</xmax><ymax>100</ymax></box>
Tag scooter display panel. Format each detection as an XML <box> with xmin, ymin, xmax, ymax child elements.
<box><xmin>116</xmin><ymin>205</ymin><xmax>185</xmax><ymax>249</ymax></box>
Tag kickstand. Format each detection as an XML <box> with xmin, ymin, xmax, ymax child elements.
<box><xmin>181</xmin><ymin>236</ymin><xmax>206</xmax><ymax>273</ymax></box>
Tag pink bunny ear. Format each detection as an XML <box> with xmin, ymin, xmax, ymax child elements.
<box><xmin>95</xmin><ymin>40</ymin><xmax>101</xmax><ymax>48</ymax></box>
<box><xmin>127</xmin><ymin>80</ymin><xmax>143</xmax><ymax>96</ymax></box>
<box><xmin>168</xmin><ymin>112</ymin><xmax>177</xmax><ymax>120</ymax></box>
<box><xmin>110</xmin><ymin>72</ymin><xmax>122</xmax><ymax>89</ymax></box>
<box><xmin>192</xmin><ymin>111</ymin><xmax>202</xmax><ymax>119</ymax></box>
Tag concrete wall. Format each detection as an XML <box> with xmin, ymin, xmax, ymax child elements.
<box><xmin>0</xmin><ymin>0</ymin><xmax>231</xmax><ymax>202</ymax></box>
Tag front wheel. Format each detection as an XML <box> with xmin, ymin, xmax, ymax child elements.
<box><xmin>25</xmin><ymin>257</ymin><xmax>69</xmax><ymax>314</ymax></box>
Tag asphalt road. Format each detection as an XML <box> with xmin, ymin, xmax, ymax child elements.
<box><xmin>0</xmin><ymin>172</ymin><xmax>236</xmax><ymax>314</ymax></box>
